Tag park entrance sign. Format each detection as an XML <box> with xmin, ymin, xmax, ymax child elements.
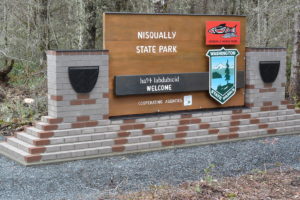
<box><xmin>104</xmin><ymin>13</ymin><xmax>246</xmax><ymax>116</ymax></box>
<box><xmin>0</xmin><ymin>11</ymin><xmax>294</xmax><ymax>165</ymax></box>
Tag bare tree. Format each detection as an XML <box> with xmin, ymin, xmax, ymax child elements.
<box><xmin>82</xmin><ymin>0</ymin><xmax>97</xmax><ymax>49</ymax></box>
<box><xmin>289</xmin><ymin>8</ymin><xmax>300</xmax><ymax>101</ymax></box>
<box><xmin>37</xmin><ymin>0</ymin><xmax>50</xmax><ymax>66</ymax></box>
<box><xmin>115</xmin><ymin>0</ymin><xmax>133</xmax><ymax>12</ymax></box>
<box><xmin>153</xmin><ymin>0</ymin><xmax>169</xmax><ymax>13</ymax></box>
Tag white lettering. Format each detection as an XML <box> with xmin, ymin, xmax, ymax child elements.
<box><xmin>138</xmin><ymin>100</ymin><xmax>163</xmax><ymax>106</ymax></box>
<box><xmin>136</xmin><ymin>45</ymin><xmax>156</xmax><ymax>54</ymax></box>
<box><xmin>146</xmin><ymin>84</ymin><xmax>172</xmax><ymax>92</ymax></box>
<box><xmin>165</xmin><ymin>98</ymin><xmax>182</xmax><ymax>104</ymax></box>
<box><xmin>137</xmin><ymin>31</ymin><xmax>177</xmax><ymax>39</ymax></box>
<box><xmin>159</xmin><ymin>45</ymin><xmax>177</xmax><ymax>53</ymax></box>
<box><xmin>137</xmin><ymin>32</ymin><xmax>143</xmax><ymax>39</ymax></box>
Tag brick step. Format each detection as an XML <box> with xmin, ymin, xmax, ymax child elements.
<box><xmin>238</xmin><ymin>124</ymin><xmax>300</xmax><ymax>138</ymax></box>
<box><xmin>7</xmin><ymin>137</ymin><xmax>34</xmax><ymax>153</ymax></box>
<box><xmin>39</xmin><ymin>123</ymin><xmax>300</xmax><ymax>163</ymax></box>
<box><xmin>20</xmin><ymin>113</ymin><xmax>300</xmax><ymax>147</ymax></box>
<box><xmin>16</xmin><ymin>127</ymin><xmax>206</xmax><ymax>147</ymax></box>
<box><xmin>34</xmin><ymin>120</ymin><xmax>110</xmax><ymax>132</ymax></box>
<box><xmin>41</xmin><ymin>116</ymin><xmax>63</xmax><ymax>124</ymax></box>
<box><xmin>16</xmin><ymin>132</ymin><xmax>44</xmax><ymax>145</ymax></box>
<box><xmin>0</xmin><ymin>141</ymin><xmax>29</xmax><ymax>158</ymax></box>
<box><xmin>39</xmin><ymin>118</ymin><xmax>300</xmax><ymax>151</ymax></box>
<box><xmin>25</xmin><ymin>126</ymin><xmax>94</xmax><ymax>138</ymax></box>
<box><xmin>41</xmin><ymin>131</ymin><xmax>198</xmax><ymax>153</ymax></box>
<box><xmin>40</xmin><ymin>142</ymin><xmax>151</xmax><ymax>162</ymax></box>
<box><xmin>7</xmin><ymin>129</ymin><xmax>235</xmax><ymax>154</ymax></box>
<box><xmin>13</xmin><ymin>118</ymin><xmax>300</xmax><ymax>155</ymax></box>
<box><xmin>40</xmin><ymin>137</ymin><xmax>217</xmax><ymax>162</ymax></box>
<box><xmin>3</xmin><ymin>121</ymin><xmax>300</xmax><ymax>165</ymax></box>
<box><xmin>25</xmin><ymin>110</ymin><xmax>300</xmax><ymax>140</ymax></box>
<box><xmin>40</xmin><ymin>104</ymin><xmax>293</xmax><ymax>125</ymax></box>
<box><xmin>33</xmin><ymin>107</ymin><xmax>298</xmax><ymax>131</ymax></box>
<box><xmin>23</xmin><ymin>111</ymin><xmax>300</xmax><ymax>144</ymax></box>
<box><xmin>0</xmin><ymin>142</ymin><xmax>31</xmax><ymax>163</ymax></box>
<box><xmin>0</xmin><ymin>141</ymin><xmax>46</xmax><ymax>164</ymax></box>
<box><xmin>6</xmin><ymin>137</ymin><xmax>46</xmax><ymax>154</ymax></box>
<box><xmin>28</xmin><ymin>108</ymin><xmax>300</xmax><ymax>138</ymax></box>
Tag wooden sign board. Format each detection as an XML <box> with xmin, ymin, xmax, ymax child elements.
<box><xmin>103</xmin><ymin>13</ymin><xmax>246</xmax><ymax>117</ymax></box>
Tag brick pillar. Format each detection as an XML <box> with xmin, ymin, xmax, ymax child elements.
<box><xmin>46</xmin><ymin>50</ymin><xmax>109</xmax><ymax>124</ymax></box>
<box><xmin>245</xmin><ymin>48</ymin><xmax>286</xmax><ymax>109</ymax></box>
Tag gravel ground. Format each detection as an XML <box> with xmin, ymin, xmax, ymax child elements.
<box><xmin>0</xmin><ymin>134</ymin><xmax>300</xmax><ymax>200</ymax></box>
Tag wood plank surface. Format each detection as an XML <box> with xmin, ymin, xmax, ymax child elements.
<box><xmin>104</xmin><ymin>13</ymin><xmax>246</xmax><ymax>116</ymax></box>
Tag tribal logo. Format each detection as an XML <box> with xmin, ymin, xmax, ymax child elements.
<box><xmin>208</xmin><ymin>23</ymin><xmax>238</xmax><ymax>38</ymax></box>
<box><xmin>206</xmin><ymin>47</ymin><xmax>239</xmax><ymax>104</ymax></box>
<box><xmin>206</xmin><ymin>21</ymin><xmax>240</xmax><ymax>45</ymax></box>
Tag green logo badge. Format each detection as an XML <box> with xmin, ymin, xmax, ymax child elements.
<box><xmin>206</xmin><ymin>47</ymin><xmax>239</xmax><ymax>104</ymax></box>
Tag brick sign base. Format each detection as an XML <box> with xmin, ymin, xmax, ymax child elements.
<box><xmin>1</xmin><ymin>48</ymin><xmax>299</xmax><ymax>166</ymax></box>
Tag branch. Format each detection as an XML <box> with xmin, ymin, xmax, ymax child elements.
<box><xmin>0</xmin><ymin>50</ymin><xmax>37</xmax><ymax>64</ymax></box>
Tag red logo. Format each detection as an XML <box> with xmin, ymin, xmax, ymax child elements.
<box><xmin>206</xmin><ymin>21</ymin><xmax>240</xmax><ymax>45</ymax></box>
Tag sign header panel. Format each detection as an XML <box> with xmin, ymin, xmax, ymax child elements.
<box><xmin>104</xmin><ymin>13</ymin><xmax>246</xmax><ymax>116</ymax></box>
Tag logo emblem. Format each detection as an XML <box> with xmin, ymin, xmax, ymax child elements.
<box><xmin>206</xmin><ymin>21</ymin><xmax>240</xmax><ymax>45</ymax></box>
<box><xmin>208</xmin><ymin>23</ymin><xmax>238</xmax><ymax>38</ymax></box>
<box><xmin>206</xmin><ymin>47</ymin><xmax>239</xmax><ymax>104</ymax></box>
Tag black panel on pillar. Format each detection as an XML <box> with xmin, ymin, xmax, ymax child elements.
<box><xmin>68</xmin><ymin>66</ymin><xmax>99</xmax><ymax>93</ymax></box>
<box><xmin>259</xmin><ymin>61</ymin><xmax>280</xmax><ymax>83</ymax></box>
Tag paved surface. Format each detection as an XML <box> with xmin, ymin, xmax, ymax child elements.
<box><xmin>0</xmin><ymin>134</ymin><xmax>300</xmax><ymax>200</ymax></box>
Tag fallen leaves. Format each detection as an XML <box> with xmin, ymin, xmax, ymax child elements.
<box><xmin>112</xmin><ymin>168</ymin><xmax>300</xmax><ymax>200</ymax></box>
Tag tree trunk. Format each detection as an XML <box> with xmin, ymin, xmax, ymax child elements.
<box><xmin>257</xmin><ymin>0</ymin><xmax>261</xmax><ymax>46</ymax></box>
<box><xmin>82</xmin><ymin>0</ymin><xmax>97</xmax><ymax>49</ymax></box>
<box><xmin>190</xmin><ymin>0</ymin><xmax>195</xmax><ymax>14</ymax></box>
<box><xmin>3</xmin><ymin>0</ymin><xmax>8</xmax><ymax>48</ymax></box>
<box><xmin>153</xmin><ymin>0</ymin><xmax>169</xmax><ymax>13</ymax></box>
<box><xmin>289</xmin><ymin>11</ymin><xmax>300</xmax><ymax>101</ymax></box>
<box><xmin>115</xmin><ymin>0</ymin><xmax>132</xmax><ymax>11</ymax></box>
<box><xmin>202</xmin><ymin>0</ymin><xmax>208</xmax><ymax>14</ymax></box>
<box><xmin>0</xmin><ymin>59</ymin><xmax>14</xmax><ymax>84</ymax></box>
<box><xmin>38</xmin><ymin>0</ymin><xmax>49</xmax><ymax>66</ymax></box>
<box><xmin>77</xmin><ymin>0</ymin><xmax>84</xmax><ymax>49</ymax></box>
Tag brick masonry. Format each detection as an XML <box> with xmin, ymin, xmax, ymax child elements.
<box><xmin>1</xmin><ymin>48</ymin><xmax>300</xmax><ymax>166</ymax></box>
<box><xmin>245</xmin><ymin>48</ymin><xmax>286</xmax><ymax>108</ymax></box>
<box><xmin>47</xmin><ymin>50</ymin><xmax>109</xmax><ymax>123</ymax></box>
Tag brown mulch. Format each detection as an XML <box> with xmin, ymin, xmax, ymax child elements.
<box><xmin>114</xmin><ymin>169</ymin><xmax>300</xmax><ymax>200</ymax></box>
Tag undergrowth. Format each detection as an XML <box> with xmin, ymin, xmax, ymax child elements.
<box><xmin>0</xmin><ymin>62</ymin><xmax>47</xmax><ymax>136</ymax></box>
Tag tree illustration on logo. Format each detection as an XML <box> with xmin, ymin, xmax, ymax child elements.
<box><xmin>216</xmin><ymin>59</ymin><xmax>232</xmax><ymax>95</ymax></box>
<box><xmin>225</xmin><ymin>59</ymin><xmax>230</xmax><ymax>84</ymax></box>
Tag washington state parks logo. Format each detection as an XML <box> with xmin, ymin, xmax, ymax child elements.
<box><xmin>206</xmin><ymin>47</ymin><xmax>239</xmax><ymax>104</ymax></box>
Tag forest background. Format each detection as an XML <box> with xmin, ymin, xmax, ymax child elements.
<box><xmin>0</xmin><ymin>0</ymin><xmax>299</xmax><ymax>135</ymax></box>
